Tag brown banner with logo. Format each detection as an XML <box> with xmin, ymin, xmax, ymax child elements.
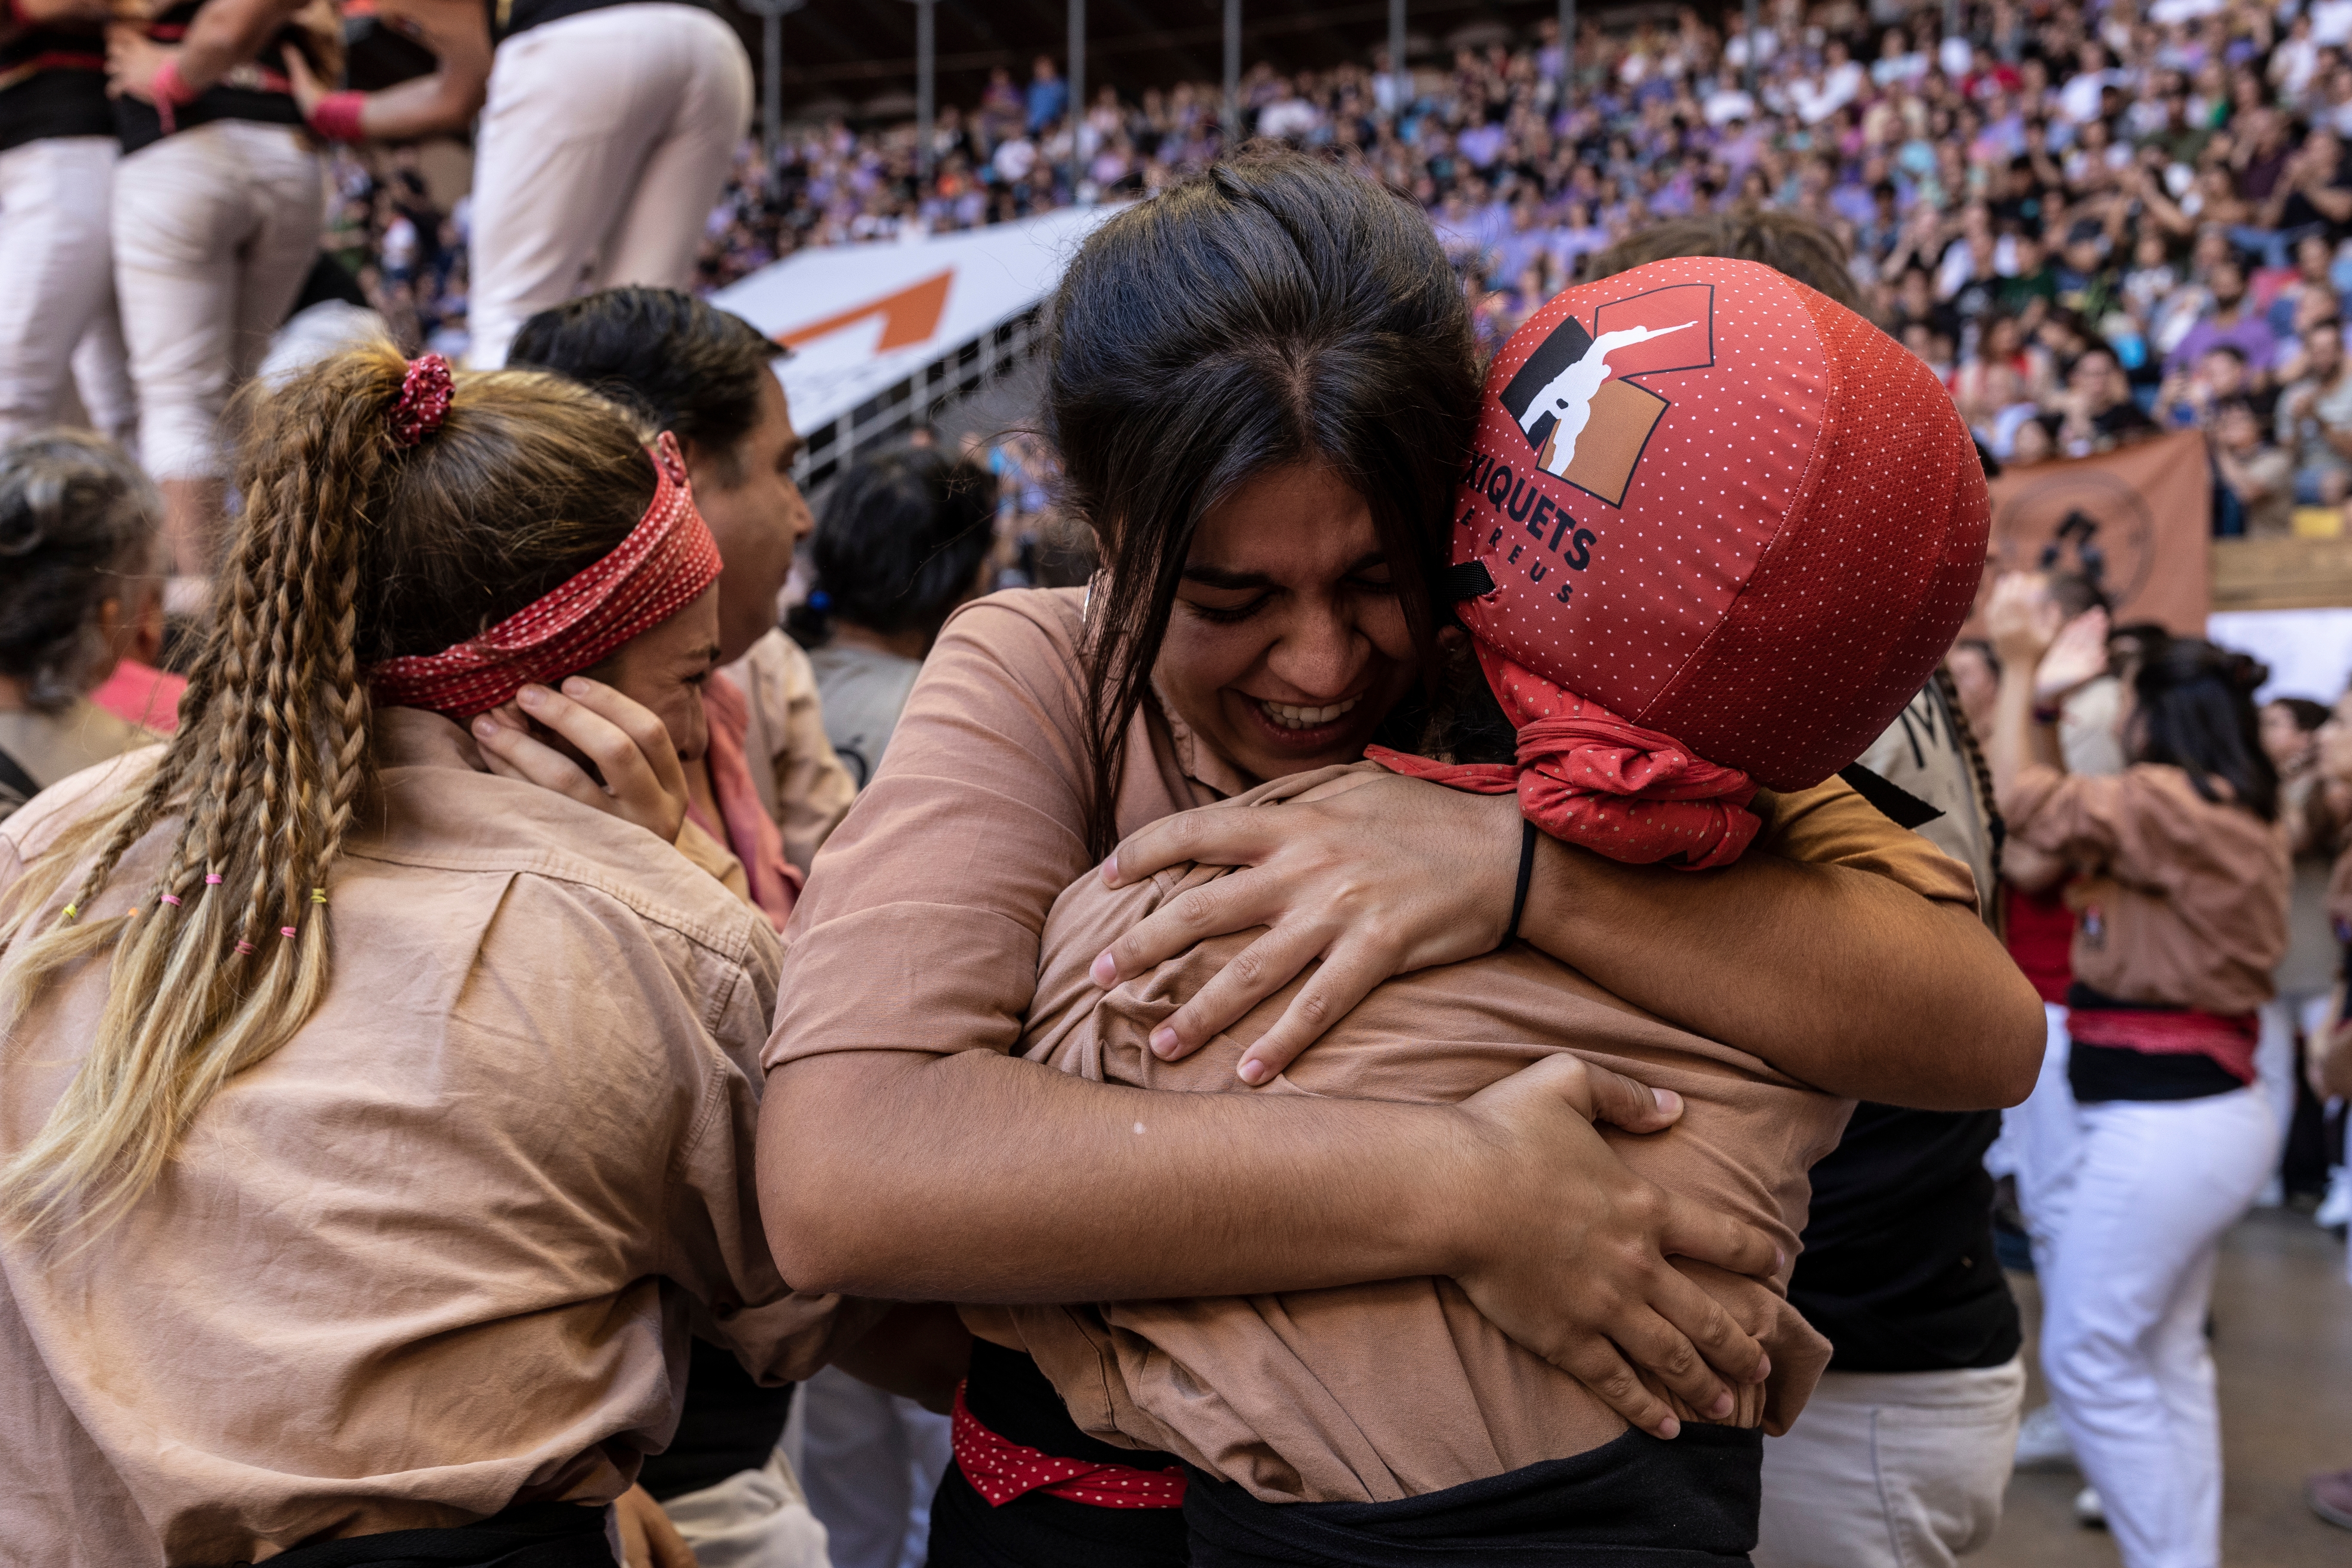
<box><xmin>1971</xmin><ymin>429</ymin><xmax>2212</xmax><ymax>634</ymax></box>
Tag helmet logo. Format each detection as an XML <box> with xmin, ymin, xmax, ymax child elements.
<box><xmin>1497</xmin><ymin>282</ymin><xmax>1715</xmax><ymax>507</ymax></box>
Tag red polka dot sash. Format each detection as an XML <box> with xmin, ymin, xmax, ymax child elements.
<box><xmin>950</xmin><ymin>1379</ymin><xmax>1188</xmax><ymax>1510</ymax></box>
<box><xmin>366</xmin><ymin>432</ymin><xmax>723</xmax><ymax>719</ymax></box>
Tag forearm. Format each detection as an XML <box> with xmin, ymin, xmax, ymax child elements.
<box><xmin>759</xmin><ymin>1048</ymin><xmax>1485</xmax><ymax>1301</ymax></box>
<box><xmin>176</xmin><ymin>0</ymin><xmax>306</xmax><ymax>91</ymax></box>
<box><xmin>1988</xmin><ymin>663</ymin><xmax>2058</xmax><ymax>805</ymax></box>
<box><xmin>356</xmin><ymin>67</ymin><xmax>488</xmax><ymax>139</ymax></box>
<box><xmin>1516</xmin><ymin>841</ymin><xmax>2042</xmax><ymax>1108</ymax></box>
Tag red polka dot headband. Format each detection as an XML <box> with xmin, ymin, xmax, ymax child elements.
<box><xmin>366</xmin><ymin>431</ymin><xmax>723</xmax><ymax>718</ymax></box>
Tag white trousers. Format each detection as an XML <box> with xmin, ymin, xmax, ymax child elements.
<box><xmin>796</xmin><ymin>1366</ymin><xmax>952</xmax><ymax>1568</ymax></box>
<box><xmin>111</xmin><ymin>119</ymin><xmax>322</xmax><ymax>481</ymax></box>
<box><xmin>1995</xmin><ymin>1003</ymin><xmax>2079</xmax><ymax>1248</ymax></box>
<box><xmin>467</xmin><ymin>3</ymin><xmax>752</xmax><ymax>368</ymax></box>
<box><xmin>663</xmin><ymin>1448</ymin><xmax>833</xmax><ymax>1568</ymax></box>
<box><xmin>1752</xmin><ymin>1357</ymin><xmax>2026</xmax><ymax>1568</ymax></box>
<box><xmin>2037</xmin><ymin>1089</ymin><xmax>2277</xmax><ymax>1568</ymax></box>
<box><xmin>0</xmin><ymin>136</ymin><xmax>135</xmax><ymax>445</ymax></box>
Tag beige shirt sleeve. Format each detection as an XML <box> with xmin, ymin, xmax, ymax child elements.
<box><xmin>766</xmin><ymin>593</ymin><xmax>1145</xmax><ymax>1072</ymax></box>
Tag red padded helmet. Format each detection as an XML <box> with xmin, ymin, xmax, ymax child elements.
<box><xmin>1457</xmin><ymin>254</ymin><xmax>1988</xmax><ymax>789</ymax></box>
<box><xmin>1378</xmin><ymin>256</ymin><xmax>1989</xmax><ymax>866</ymax></box>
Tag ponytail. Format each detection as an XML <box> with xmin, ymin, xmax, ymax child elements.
<box><xmin>0</xmin><ymin>341</ymin><xmax>652</xmax><ymax>1237</ymax></box>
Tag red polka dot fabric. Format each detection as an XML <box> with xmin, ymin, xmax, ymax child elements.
<box><xmin>1384</xmin><ymin>256</ymin><xmax>1988</xmax><ymax>866</ymax></box>
<box><xmin>950</xmin><ymin>1380</ymin><xmax>1188</xmax><ymax>1509</ymax></box>
<box><xmin>365</xmin><ymin>432</ymin><xmax>724</xmax><ymax>720</ymax></box>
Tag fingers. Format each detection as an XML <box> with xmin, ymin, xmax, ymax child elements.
<box><xmin>1640</xmin><ymin>1263</ymin><xmax>1773</xmax><ymax>1390</ymax></box>
<box><xmin>1600</xmin><ymin>1302</ymin><xmax>1739</xmax><ymax>1421</ymax></box>
<box><xmin>513</xmin><ymin>679</ymin><xmax>689</xmax><ymax>841</ymax></box>
<box><xmin>1091</xmin><ymin>866</ymin><xmax>1280</xmax><ymax>990</ymax></box>
<box><xmin>1579</xmin><ymin>1061</ymin><xmax>1685</xmax><ymax>1136</ymax></box>
<box><xmin>1102</xmin><ymin>805</ymin><xmax>1276</xmax><ymax>888</ymax></box>
<box><xmin>1142</xmin><ymin>923</ymin><xmax>1324</xmax><ymax>1066</ymax></box>
<box><xmin>1550</xmin><ymin>1335</ymin><xmax>1683</xmax><ymax>1441</ymax></box>
<box><xmin>1657</xmin><ymin>1195</ymin><xmax>1784</xmax><ymax>1286</ymax></box>
<box><xmin>1233</xmin><ymin>944</ymin><xmax>1393</xmax><ymax>1083</ymax></box>
<box><xmin>470</xmin><ymin>705</ymin><xmax>606</xmax><ymax>808</ymax></box>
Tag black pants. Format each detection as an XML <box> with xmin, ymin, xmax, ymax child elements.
<box><xmin>927</xmin><ymin>1342</ymin><xmax>1762</xmax><ymax>1568</ymax></box>
<box><xmin>1184</xmin><ymin>1424</ymin><xmax>1763</xmax><ymax>1567</ymax></box>
<box><xmin>227</xmin><ymin>1501</ymin><xmax>616</xmax><ymax>1568</ymax></box>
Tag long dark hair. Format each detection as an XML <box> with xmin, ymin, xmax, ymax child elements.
<box><xmin>2130</xmin><ymin>638</ymin><xmax>2279</xmax><ymax>821</ymax></box>
<box><xmin>1048</xmin><ymin>147</ymin><xmax>1479</xmax><ymax>855</ymax></box>
<box><xmin>784</xmin><ymin>450</ymin><xmax>995</xmax><ymax>650</ymax></box>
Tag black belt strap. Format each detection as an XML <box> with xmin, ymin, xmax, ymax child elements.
<box><xmin>224</xmin><ymin>1501</ymin><xmax>616</xmax><ymax>1568</ymax></box>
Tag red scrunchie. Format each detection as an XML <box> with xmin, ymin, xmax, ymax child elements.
<box><xmin>388</xmin><ymin>353</ymin><xmax>454</xmax><ymax>448</ymax></box>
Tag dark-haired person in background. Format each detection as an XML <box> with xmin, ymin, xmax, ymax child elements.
<box><xmin>510</xmin><ymin>285</ymin><xmax>855</xmax><ymax>892</ymax></box>
<box><xmin>785</xmin><ymin>450</ymin><xmax>995</xmax><ymax>791</ymax></box>
<box><xmin>1987</xmin><ymin>573</ymin><xmax>2290</xmax><ymax>1568</ymax></box>
<box><xmin>0</xmin><ymin>430</ymin><xmax>165</xmax><ymax>819</ymax></box>
<box><xmin>1587</xmin><ymin>213</ymin><xmax>2030</xmax><ymax>1568</ymax></box>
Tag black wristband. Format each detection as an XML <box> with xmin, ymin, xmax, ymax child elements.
<box><xmin>1507</xmin><ymin>818</ymin><xmax>1538</xmax><ymax>943</ymax></box>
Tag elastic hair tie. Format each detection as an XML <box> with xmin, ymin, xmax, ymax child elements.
<box><xmin>204</xmin><ymin>873</ymin><xmax>222</xmax><ymax>885</ymax></box>
<box><xmin>389</xmin><ymin>353</ymin><xmax>455</xmax><ymax>449</ymax></box>
<box><xmin>808</xmin><ymin>589</ymin><xmax>832</xmax><ymax>611</ymax></box>
<box><xmin>310</xmin><ymin>888</ymin><xmax>328</xmax><ymax>904</ymax></box>
<box><xmin>233</xmin><ymin>940</ymin><xmax>255</xmax><ymax>956</ymax></box>
<box><xmin>159</xmin><ymin>893</ymin><xmax>182</xmax><ymax>907</ymax></box>
<box><xmin>280</xmin><ymin>926</ymin><xmax>298</xmax><ymax>939</ymax></box>
<box><xmin>61</xmin><ymin>903</ymin><xmax>79</xmax><ymax>921</ymax></box>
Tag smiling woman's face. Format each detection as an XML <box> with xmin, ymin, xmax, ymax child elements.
<box><xmin>1153</xmin><ymin>463</ymin><xmax>1420</xmax><ymax>784</ymax></box>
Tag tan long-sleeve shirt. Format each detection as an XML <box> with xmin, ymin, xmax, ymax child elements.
<box><xmin>0</xmin><ymin>709</ymin><xmax>864</xmax><ymax>1567</ymax></box>
<box><xmin>2006</xmin><ymin>762</ymin><xmax>2289</xmax><ymax>1014</ymax></box>
<box><xmin>989</xmin><ymin>764</ymin><xmax>1974</xmax><ymax>1506</ymax></box>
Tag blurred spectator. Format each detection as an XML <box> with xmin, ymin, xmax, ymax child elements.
<box><xmin>0</xmin><ymin>432</ymin><xmax>165</xmax><ymax>819</ymax></box>
<box><xmin>2276</xmin><ymin>318</ymin><xmax>2352</xmax><ymax>505</ymax></box>
<box><xmin>2212</xmin><ymin>397</ymin><xmax>2295</xmax><ymax>535</ymax></box>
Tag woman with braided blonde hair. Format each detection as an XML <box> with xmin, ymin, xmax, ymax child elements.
<box><xmin>0</xmin><ymin>340</ymin><xmax>859</xmax><ymax>1568</ymax></box>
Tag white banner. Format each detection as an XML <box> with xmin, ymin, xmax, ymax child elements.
<box><xmin>712</xmin><ymin>205</ymin><xmax>1121</xmax><ymax>436</ymax></box>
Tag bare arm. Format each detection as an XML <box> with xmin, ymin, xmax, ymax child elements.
<box><xmin>761</xmin><ymin>1047</ymin><xmax>1779</xmax><ymax>1439</ymax></box>
<box><xmin>1516</xmin><ymin>829</ymin><xmax>2042</xmax><ymax>1109</ymax></box>
<box><xmin>280</xmin><ymin>0</ymin><xmax>491</xmax><ymax>140</ymax></box>
<box><xmin>1099</xmin><ymin>771</ymin><xmax>2040</xmax><ymax>1106</ymax></box>
<box><xmin>156</xmin><ymin>0</ymin><xmax>306</xmax><ymax>94</ymax></box>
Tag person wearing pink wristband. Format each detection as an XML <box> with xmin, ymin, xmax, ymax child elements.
<box><xmin>275</xmin><ymin>0</ymin><xmax>490</xmax><ymax>150</ymax></box>
<box><xmin>101</xmin><ymin>0</ymin><xmax>335</xmax><ymax>597</ymax></box>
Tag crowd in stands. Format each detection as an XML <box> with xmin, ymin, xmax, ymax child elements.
<box><xmin>314</xmin><ymin>0</ymin><xmax>2352</xmax><ymax>542</ymax></box>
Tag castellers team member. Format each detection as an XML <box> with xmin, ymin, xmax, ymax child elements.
<box><xmin>0</xmin><ymin>0</ymin><xmax>135</xmax><ymax>447</ymax></box>
<box><xmin>104</xmin><ymin>0</ymin><xmax>338</xmax><ymax>587</ymax></box>
<box><xmin>1986</xmin><ymin>575</ymin><xmax>2289</xmax><ymax>1568</ymax></box>
<box><xmin>756</xmin><ymin>150</ymin><xmax>2043</xmax><ymax>1568</ymax></box>
<box><xmin>974</xmin><ymin>250</ymin><xmax>2030</xmax><ymax>1567</ymax></box>
<box><xmin>0</xmin><ymin>341</ymin><xmax>865</xmax><ymax>1566</ymax></box>
<box><xmin>463</xmin><ymin>0</ymin><xmax>751</xmax><ymax>368</ymax></box>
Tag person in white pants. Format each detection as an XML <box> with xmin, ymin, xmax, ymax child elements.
<box><xmin>1988</xmin><ymin>579</ymin><xmax>2292</xmax><ymax>1568</ymax></box>
<box><xmin>104</xmin><ymin>0</ymin><xmax>327</xmax><ymax>584</ymax></box>
<box><xmin>0</xmin><ymin>0</ymin><xmax>135</xmax><ymax>447</ymax></box>
<box><xmin>465</xmin><ymin>0</ymin><xmax>751</xmax><ymax>369</ymax></box>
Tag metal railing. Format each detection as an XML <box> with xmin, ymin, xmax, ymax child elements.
<box><xmin>790</xmin><ymin>303</ymin><xmax>1045</xmax><ymax>502</ymax></box>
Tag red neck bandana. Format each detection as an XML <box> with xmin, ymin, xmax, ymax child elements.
<box><xmin>367</xmin><ymin>433</ymin><xmax>724</xmax><ymax>719</ymax></box>
<box><xmin>1370</xmin><ymin>652</ymin><xmax>1761</xmax><ymax>870</ymax></box>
